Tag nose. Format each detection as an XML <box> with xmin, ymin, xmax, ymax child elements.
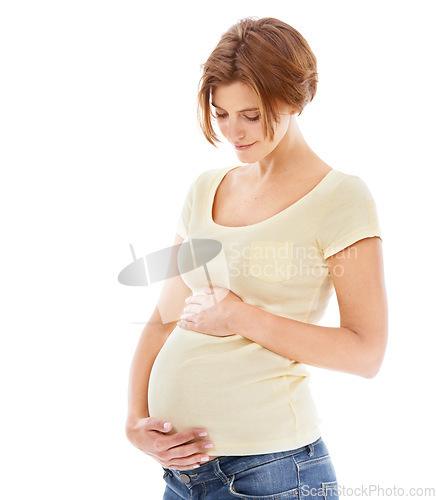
<box><xmin>226</xmin><ymin>117</ymin><xmax>245</xmax><ymax>142</ymax></box>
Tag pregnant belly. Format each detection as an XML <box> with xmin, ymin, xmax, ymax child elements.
<box><xmin>148</xmin><ymin>326</ymin><xmax>314</xmax><ymax>454</ymax></box>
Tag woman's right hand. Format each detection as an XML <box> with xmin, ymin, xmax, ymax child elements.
<box><xmin>125</xmin><ymin>417</ymin><xmax>214</xmax><ymax>471</ymax></box>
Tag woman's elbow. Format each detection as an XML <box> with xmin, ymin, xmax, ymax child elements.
<box><xmin>362</xmin><ymin>363</ymin><xmax>381</xmax><ymax>379</ymax></box>
<box><xmin>360</xmin><ymin>334</ymin><xmax>388</xmax><ymax>379</ymax></box>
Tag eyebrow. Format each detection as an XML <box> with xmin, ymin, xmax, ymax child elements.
<box><xmin>211</xmin><ymin>102</ymin><xmax>259</xmax><ymax>113</ymax></box>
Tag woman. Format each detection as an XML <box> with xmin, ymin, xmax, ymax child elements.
<box><xmin>125</xmin><ymin>16</ymin><xmax>388</xmax><ymax>499</ymax></box>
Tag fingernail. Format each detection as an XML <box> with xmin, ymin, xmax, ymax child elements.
<box><xmin>204</xmin><ymin>443</ymin><xmax>214</xmax><ymax>449</ymax></box>
<box><xmin>163</xmin><ymin>422</ymin><xmax>171</xmax><ymax>429</ymax></box>
<box><xmin>192</xmin><ymin>465</ymin><xmax>200</xmax><ymax>469</ymax></box>
<box><xmin>198</xmin><ymin>431</ymin><xmax>208</xmax><ymax>437</ymax></box>
<box><xmin>200</xmin><ymin>456</ymin><xmax>210</xmax><ymax>462</ymax></box>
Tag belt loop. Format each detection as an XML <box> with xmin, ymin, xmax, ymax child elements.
<box><xmin>213</xmin><ymin>459</ymin><xmax>231</xmax><ymax>485</ymax></box>
<box><xmin>307</xmin><ymin>443</ymin><xmax>314</xmax><ymax>456</ymax></box>
<box><xmin>163</xmin><ymin>467</ymin><xmax>173</xmax><ymax>477</ymax></box>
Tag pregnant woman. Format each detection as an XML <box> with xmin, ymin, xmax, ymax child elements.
<box><xmin>125</xmin><ymin>16</ymin><xmax>388</xmax><ymax>499</ymax></box>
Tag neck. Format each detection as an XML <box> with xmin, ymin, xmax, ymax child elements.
<box><xmin>254</xmin><ymin>115</ymin><xmax>320</xmax><ymax>181</ymax></box>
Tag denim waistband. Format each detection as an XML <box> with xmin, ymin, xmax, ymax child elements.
<box><xmin>163</xmin><ymin>435</ymin><xmax>324</xmax><ymax>488</ymax></box>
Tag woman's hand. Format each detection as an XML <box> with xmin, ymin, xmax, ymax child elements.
<box><xmin>125</xmin><ymin>417</ymin><xmax>215</xmax><ymax>471</ymax></box>
<box><xmin>177</xmin><ymin>286</ymin><xmax>243</xmax><ymax>337</ymax></box>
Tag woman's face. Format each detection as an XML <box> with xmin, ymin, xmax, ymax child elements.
<box><xmin>211</xmin><ymin>81</ymin><xmax>292</xmax><ymax>162</ymax></box>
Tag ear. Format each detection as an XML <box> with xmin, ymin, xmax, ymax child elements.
<box><xmin>279</xmin><ymin>101</ymin><xmax>297</xmax><ymax>117</ymax></box>
<box><xmin>287</xmin><ymin>104</ymin><xmax>298</xmax><ymax>115</ymax></box>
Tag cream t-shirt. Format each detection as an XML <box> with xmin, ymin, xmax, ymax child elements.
<box><xmin>148</xmin><ymin>165</ymin><xmax>383</xmax><ymax>456</ymax></box>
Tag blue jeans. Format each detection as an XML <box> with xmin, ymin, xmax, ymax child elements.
<box><xmin>162</xmin><ymin>436</ymin><xmax>339</xmax><ymax>499</ymax></box>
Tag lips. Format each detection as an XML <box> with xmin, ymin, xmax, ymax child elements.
<box><xmin>234</xmin><ymin>142</ymin><xmax>256</xmax><ymax>150</ymax></box>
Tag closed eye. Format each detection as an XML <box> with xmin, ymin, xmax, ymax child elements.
<box><xmin>215</xmin><ymin>112</ymin><xmax>260</xmax><ymax>122</ymax></box>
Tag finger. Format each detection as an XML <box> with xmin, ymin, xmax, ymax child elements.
<box><xmin>181</xmin><ymin>310</ymin><xmax>198</xmax><ymax>321</ymax></box>
<box><xmin>165</xmin><ymin>451</ymin><xmax>212</xmax><ymax>470</ymax></box>
<box><xmin>146</xmin><ymin>417</ymin><xmax>173</xmax><ymax>433</ymax></box>
<box><xmin>166</xmin><ymin>461</ymin><xmax>202</xmax><ymax>471</ymax></box>
<box><xmin>165</xmin><ymin>428</ymin><xmax>209</xmax><ymax>449</ymax></box>
<box><xmin>177</xmin><ymin>320</ymin><xmax>192</xmax><ymax>329</ymax></box>
<box><xmin>183</xmin><ymin>304</ymin><xmax>202</xmax><ymax>314</ymax></box>
<box><xmin>167</xmin><ymin>440</ymin><xmax>214</xmax><ymax>460</ymax></box>
<box><xmin>185</xmin><ymin>295</ymin><xmax>204</xmax><ymax>305</ymax></box>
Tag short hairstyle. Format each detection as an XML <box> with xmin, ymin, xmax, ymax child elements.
<box><xmin>197</xmin><ymin>16</ymin><xmax>318</xmax><ymax>147</ymax></box>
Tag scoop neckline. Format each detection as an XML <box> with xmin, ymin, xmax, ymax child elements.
<box><xmin>208</xmin><ymin>165</ymin><xmax>338</xmax><ymax>230</ymax></box>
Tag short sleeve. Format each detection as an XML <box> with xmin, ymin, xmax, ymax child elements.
<box><xmin>175</xmin><ymin>173</ymin><xmax>202</xmax><ymax>239</ymax></box>
<box><xmin>315</xmin><ymin>175</ymin><xmax>383</xmax><ymax>259</ymax></box>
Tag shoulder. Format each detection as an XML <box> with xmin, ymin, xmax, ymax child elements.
<box><xmin>324</xmin><ymin>169</ymin><xmax>377</xmax><ymax>203</ymax></box>
<box><xmin>314</xmin><ymin>169</ymin><xmax>382</xmax><ymax>258</ymax></box>
<box><xmin>190</xmin><ymin>166</ymin><xmax>238</xmax><ymax>191</ymax></box>
<box><xmin>197</xmin><ymin>167</ymin><xmax>225</xmax><ymax>183</ymax></box>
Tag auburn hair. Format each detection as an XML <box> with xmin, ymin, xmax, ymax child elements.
<box><xmin>197</xmin><ymin>16</ymin><xmax>318</xmax><ymax>147</ymax></box>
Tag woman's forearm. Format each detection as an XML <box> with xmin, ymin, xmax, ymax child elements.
<box><xmin>125</xmin><ymin>321</ymin><xmax>175</xmax><ymax>428</ymax></box>
<box><xmin>229</xmin><ymin>301</ymin><xmax>377</xmax><ymax>378</ymax></box>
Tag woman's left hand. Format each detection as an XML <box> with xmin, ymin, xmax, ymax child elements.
<box><xmin>177</xmin><ymin>286</ymin><xmax>243</xmax><ymax>337</ymax></box>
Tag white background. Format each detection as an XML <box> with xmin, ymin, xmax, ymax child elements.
<box><xmin>1</xmin><ymin>1</ymin><xmax>435</xmax><ymax>499</ymax></box>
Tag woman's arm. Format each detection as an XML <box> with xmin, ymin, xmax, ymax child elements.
<box><xmin>125</xmin><ymin>233</ymin><xmax>191</xmax><ymax>428</ymax></box>
<box><xmin>229</xmin><ymin>237</ymin><xmax>388</xmax><ymax>378</ymax></box>
<box><xmin>125</xmin><ymin>233</ymin><xmax>216</xmax><ymax>470</ymax></box>
<box><xmin>125</xmin><ymin>308</ymin><xmax>174</xmax><ymax>427</ymax></box>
